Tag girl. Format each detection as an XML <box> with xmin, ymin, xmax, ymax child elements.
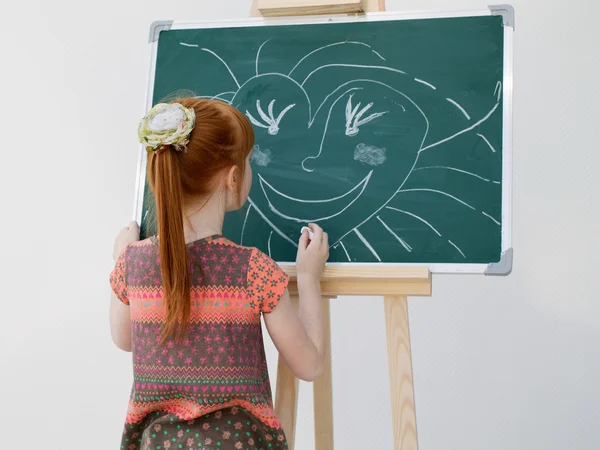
<box><xmin>109</xmin><ymin>98</ymin><xmax>329</xmax><ymax>450</ymax></box>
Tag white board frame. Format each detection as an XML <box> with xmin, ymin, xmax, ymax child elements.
<box><xmin>135</xmin><ymin>6</ymin><xmax>514</xmax><ymax>275</ymax></box>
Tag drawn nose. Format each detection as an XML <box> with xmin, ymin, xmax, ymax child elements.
<box><xmin>300</xmin><ymin>136</ymin><xmax>327</xmax><ymax>173</ymax></box>
<box><xmin>300</xmin><ymin>88</ymin><xmax>362</xmax><ymax>173</ymax></box>
<box><xmin>301</xmin><ymin>154</ymin><xmax>320</xmax><ymax>172</ymax></box>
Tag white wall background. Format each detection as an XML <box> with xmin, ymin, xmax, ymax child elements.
<box><xmin>1</xmin><ymin>0</ymin><xmax>598</xmax><ymax>448</ymax></box>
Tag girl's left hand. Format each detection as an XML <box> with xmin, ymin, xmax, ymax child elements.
<box><xmin>113</xmin><ymin>221</ymin><xmax>140</xmax><ymax>260</ymax></box>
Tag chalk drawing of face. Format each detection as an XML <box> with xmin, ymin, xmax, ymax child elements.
<box><xmin>184</xmin><ymin>39</ymin><xmax>502</xmax><ymax>262</ymax></box>
<box><xmin>232</xmin><ymin>75</ymin><xmax>427</xmax><ymax>247</ymax></box>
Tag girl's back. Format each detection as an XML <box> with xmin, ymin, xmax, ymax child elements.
<box><xmin>112</xmin><ymin>235</ymin><xmax>289</xmax><ymax>449</ymax></box>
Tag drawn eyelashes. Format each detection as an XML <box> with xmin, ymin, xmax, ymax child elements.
<box><xmin>345</xmin><ymin>94</ymin><xmax>388</xmax><ymax>137</ymax></box>
<box><xmin>245</xmin><ymin>94</ymin><xmax>387</xmax><ymax>138</ymax></box>
<box><xmin>246</xmin><ymin>100</ymin><xmax>296</xmax><ymax>136</ymax></box>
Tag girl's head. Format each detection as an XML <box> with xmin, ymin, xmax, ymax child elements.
<box><xmin>140</xmin><ymin>98</ymin><xmax>255</xmax><ymax>341</ymax></box>
<box><xmin>145</xmin><ymin>98</ymin><xmax>255</xmax><ymax>210</ymax></box>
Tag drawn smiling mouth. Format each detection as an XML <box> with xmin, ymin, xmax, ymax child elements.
<box><xmin>257</xmin><ymin>171</ymin><xmax>373</xmax><ymax>223</ymax></box>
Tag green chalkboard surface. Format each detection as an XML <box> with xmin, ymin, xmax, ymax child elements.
<box><xmin>138</xmin><ymin>10</ymin><xmax>513</xmax><ymax>272</ymax></box>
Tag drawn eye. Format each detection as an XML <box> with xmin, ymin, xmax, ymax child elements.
<box><xmin>344</xmin><ymin>94</ymin><xmax>388</xmax><ymax>137</ymax></box>
<box><xmin>246</xmin><ymin>100</ymin><xmax>295</xmax><ymax>136</ymax></box>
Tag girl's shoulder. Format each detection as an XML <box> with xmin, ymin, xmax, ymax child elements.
<box><xmin>208</xmin><ymin>237</ymin><xmax>281</xmax><ymax>270</ymax></box>
<box><xmin>127</xmin><ymin>237</ymin><xmax>157</xmax><ymax>253</ymax></box>
<box><xmin>210</xmin><ymin>235</ymin><xmax>255</xmax><ymax>255</ymax></box>
<box><xmin>131</xmin><ymin>237</ymin><xmax>155</xmax><ymax>248</ymax></box>
<box><xmin>119</xmin><ymin>238</ymin><xmax>157</xmax><ymax>262</ymax></box>
<box><xmin>217</xmin><ymin>238</ymin><xmax>272</xmax><ymax>260</ymax></box>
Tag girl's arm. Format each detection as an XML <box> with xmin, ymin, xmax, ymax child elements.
<box><xmin>109</xmin><ymin>222</ymin><xmax>139</xmax><ymax>352</ymax></box>
<box><xmin>110</xmin><ymin>293</ymin><xmax>132</xmax><ymax>352</ymax></box>
<box><xmin>263</xmin><ymin>224</ymin><xmax>329</xmax><ymax>381</ymax></box>
<box><xmin>263</xmin><ymin>285</ymin><xmax>326</xmax><ymax>381</ymax></box>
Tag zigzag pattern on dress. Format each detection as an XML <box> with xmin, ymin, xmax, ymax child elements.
<box><xmin>133</xmin><ymin>365</ymin><xmax>263</xmax><ymax>380</ymax></box>
<box><xmin>130</xmin><ymin>310</ymin><xmax>259</xmax><ymax>324</ymax></box>
<box><xmin>128</xmin><ymin>285</ymin><xmax>249</xmax><ymax>300</ymax></box>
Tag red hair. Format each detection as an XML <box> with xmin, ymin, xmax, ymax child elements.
<box><xmin>146</xmin><ymin>98</ymin><xmax>255</xmax><ymax>342</ymax></box>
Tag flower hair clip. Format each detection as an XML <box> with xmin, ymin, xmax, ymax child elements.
<box><xmin>138</xmin><ymin>103</ymin><xmax>196</xmax><ymax>153</ymax></box>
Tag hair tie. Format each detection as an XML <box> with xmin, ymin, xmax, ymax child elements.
<box><xmin>138</xmin><ymin>103</ymin><xmax>196</xmax><ymax>153</ymax></box>
<box><xmin>155</xmin><ymin>145</ymin><xmax>169</xmax><ymax>155</ymax></box>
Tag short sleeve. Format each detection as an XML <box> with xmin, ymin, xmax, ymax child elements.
<box><xmin>109</xmin><ymin>247</ymin><xmax>129</xmax><ymax>305</ymax></box>
<box><xmin>247</xmin><ymin>248</ymin><xmax>289</xmax><ymax>314</ymax></box>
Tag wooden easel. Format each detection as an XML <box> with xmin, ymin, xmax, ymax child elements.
<box><xmin>249</xmin><ymin>2</ymin><xmax>432</xmax><ymax>449</ymax></box>
<box><xmin>280</xmin><ymin>266</ymin><xmax>431</xmax><ymax>450</ymax></box>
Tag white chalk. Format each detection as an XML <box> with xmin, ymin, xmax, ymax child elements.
<box><xmin>301</xmin><ymin>226</ymin><xmax>314</xmax><ymax>240</ymax></box>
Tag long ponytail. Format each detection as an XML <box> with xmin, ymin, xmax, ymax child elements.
<box><xmin>150</xmin><ymin>149</ymin><xmax>190</xmax><ymax>343</ymax></box>
<box><xmin>144</xmin><ymin>98</ymin><xmax>255</xmax><ymax>344</ymax></box>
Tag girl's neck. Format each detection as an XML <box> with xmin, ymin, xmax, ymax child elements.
<box><xmin>182</xmin><ymin>194</ymin><xmax>226</xmax><ymax>244</ymax></box>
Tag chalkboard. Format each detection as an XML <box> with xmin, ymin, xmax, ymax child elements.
<box><xmin>136</xmin><ymin>8</ymin><xmax>514</xmax><ymax>273</ymax></box>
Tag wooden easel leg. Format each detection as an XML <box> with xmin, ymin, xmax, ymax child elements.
<box><xmin>384</xmin><ymin>295</ymin><xmax>418</xmax><ymax>450</ymax></box>
<box><xmin>275</xmin><ymin>295</ymin><xmax>300</xmax><ymax>449</ymax></box>
<box><xmin>314</xmin><ymin>296</ymin><xmax>334</xmax><ymax>450</ymax></box>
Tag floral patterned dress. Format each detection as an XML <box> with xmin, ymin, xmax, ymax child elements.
<box><xmin>110</xmin><ymin>235</ymin><xmax>290</xmax><ymax>450</ymax></box>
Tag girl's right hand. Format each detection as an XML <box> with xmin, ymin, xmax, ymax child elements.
<box><xmin>296</xmin><ymin>223</ymin><xmax>329</xmax><ymax>281</ymax></box>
